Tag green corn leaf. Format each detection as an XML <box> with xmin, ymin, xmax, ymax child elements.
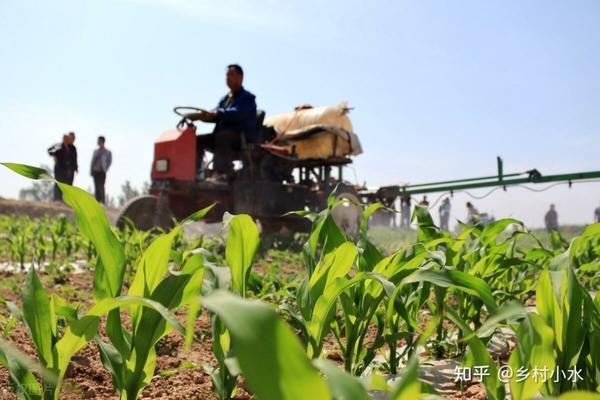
<box><xmin>6</xmin><ymin>301</ymin><xmax>24</xmax><ymax>323</ymax></box>
<box><xmin>556</xmin><ymin>391</ymin><xmax>600</xmax><ymax>400</ymax></box>
<box><xmin>131</xmin><ymin>267</ymin><xmax>206</xmax><ymax>365</ymax></box>
<box><xmin>358</xmin><ymin>203</ymin><xmax>384</xmax><ymax>271</ymax></box>
<box><xmin>562</xmin><ymin>269</ymin><xmax>586</xmax><ymax>371</ymax></box>
<box><xmin>182</xmin><ymin>204</ymin><xmax>216</xmax><ymax>223</ymax></box>
<box><xmin>129</xmin><ymin>226</ymin><xmax>182</xmax><ymax>298</ymax></box>
<box><xmin>412</xmin><ymin>205</ymin><xmax>441</xmax><ymax>241</ymax></box>
<box><xmin>307</xmin><ymin>272</ymin><xmax>394</xmax><ymax>357</ymax></box>
<box><xmin>21</xmin><ymin>267</ymin><xmax>53</xmax><ymax>367</ymax></box>
<box><xmin>50</xmin><ymin>294</ymin><xmax>78</xmax><ymax>322</ymax></box>
<box><xmin>313</xmin><ymin>359</ymin><xmax>370</xmax><ymax>400</ymax></box>
<box><xmin>96</xmin><ymin>338</ymin><xmax>124</xmax><ymax>393</ymax></box>
<box><xmin>447</xmin><ymin>309</ymin><xmax>505</xmax><ymax>400</ymax></box>
<box><xmin>536</xmin><ymin>270</ymin><xmax>564</xmax><ymax>352</ymax></box>
<box><xmin>465</xmin><ymin>301</ymin><xmax>527</xmax><ymax>339</ymax></box>
<box><xmin>53</xmin><ymin>182</ymin><xmax>126</xmax><ymax>300</ymax></box>
<box><xmin>387</xmin><ymin>356</ymin><xmax>422</xmax><ymax>399</ymax></box>
<box><xmin>127</xmin><ymin>227</ymin><xmax>182</xmax><ymax>333</ymax></box>
<box><xmin>0</xmin><ymin>338</ymin><xmax>56</xmax><ymax>400</ymax></box>
<box><xmin>403</xmin><ymin>269</ymin><xmax>497</xmax><ymax>312</ymax></box>
<box><xmin>225</xmin><ymin>214</ymin><xmax>259</xmax><ymax>297</ymax></box>
<box><xmin>105</xmin><ymin>310</ymin><xmax>131</xmax><ymax>366</ymax></box>
<box><xmin>480</xmin><ymin>218</ymin><xmax>523</xmax><ymax>246</ymax></box>
<box><xmin>508</xmin><ymin>314</ymin><xmax>556</xmax><ymax>400</ymax></box>
<box><xmin>202</xmin><ymin>290</ymin><xmax>332</xmax><ymax>400</ymax></box>
<box><xmin>52</xmin><ymin>315</ymin><xmax>102</xmax><ymax>398</ymax></box>
<box><xmin>1</xmin><ymin>163</ymin><xmax>50</xmax><ymax>180</ymax></box>
<box><xmin>53</xmin><ymin>295</ymin><xmax>184</xmax><ymax>397</ymax></box>
<box><xmin>302</xmin><ymin>207</ymin><xmax>347</xmax><ymax>273</ymax></box>
<box><xmin>308</xmin><ymin>242</ymin><xmax>357</xmax><ymax>310</ymax></box>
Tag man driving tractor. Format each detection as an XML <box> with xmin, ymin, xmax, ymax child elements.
<box><xmin>194</xmin><ymin>64</ymin><xmax>257</xmax><ymax>181</ymax></box>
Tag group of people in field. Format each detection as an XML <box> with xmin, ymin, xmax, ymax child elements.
<box><xmin>399</xmin><ymin>195</ymin><xmax>452</xmax><ymax>230</ymax></box>
<box><xmin>399</xmin><ymin>196</ymin><xmax>600</xmax><ymax>232</ymax></box>
<box><xmin>48</xmin><ymin>133</ymin><xmax>112</xmax><ymax>204</ymax></box>
<box><xmin>399</xmin><ymin>196</ymin><xmax>459</xmax><ymax>231</ymax></box>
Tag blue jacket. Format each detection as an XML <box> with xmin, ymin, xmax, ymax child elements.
<box><xmin>215</xmin><ymin>87</ymin><xmax>258</xmax><ymax>143</ymax></box>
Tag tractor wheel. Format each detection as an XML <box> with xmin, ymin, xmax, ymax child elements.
<box><xmin>257</xmin><ymin>216</ymin><xmax>310</xmax><ymax>235</ymax></box>
<box><xmin>116</xmin><ymin>195</ymin><xmax>175</xmax><ymax>231</ymax></box>
<box><xmin>331</xmin><ymin>190</ymin><xmax>362</xmax><ymax>239</ymax></box>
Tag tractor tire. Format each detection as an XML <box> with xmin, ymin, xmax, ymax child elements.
<box><xmin>116</xmin><ymin>195</ymin><xmax>175</xmax><ymax>231</ymax></box>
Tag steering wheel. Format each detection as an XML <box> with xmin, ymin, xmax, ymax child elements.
<box><xmin>173</xmin><ymin>106</ymin><xmax>209</xmax><ymax>117</ymax></box>
<box><xmin>174</xmin><ymin>106</ymin><xmax>211</xmax><ymax>129</ymax></box>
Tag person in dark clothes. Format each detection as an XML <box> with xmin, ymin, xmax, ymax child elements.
<box><xmin>48</xmin><ymin>134</ymin><xmax>77</xmax><ymax>201</ymax></box>
<box><xmin>545</xmin><ymin>204</ymin><xmax>559</xmax><ymax>232</ymax></box>
<box><xmin>90</xmin><ymin>136</ymin><xmax>112</xmax><ymax>203</ymax></box>
<box><xmin>67</xmin><ymin>131</ymin><xmax>78</xmax><ymax>181</ymax></box>
<box><xmin>400</xmin><ymin>196</ymin><xmax>411</xmax><ymax>228</ymax></box>
<box><xmin>194</xmin><ymin>64</ymin><xmax>257</xmax><ymax>181</ymax></box>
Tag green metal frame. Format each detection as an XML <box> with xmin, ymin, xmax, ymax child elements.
<box><xmin>373</xmin><ymin>157</ymin><xmax>600</xmax><ymax>198</ymax></box>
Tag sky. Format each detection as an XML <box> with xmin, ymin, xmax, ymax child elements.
<box><xmin>0</xmin><ymin>0</ymin><xmax>599</xmax><ymax>228</ymax></box>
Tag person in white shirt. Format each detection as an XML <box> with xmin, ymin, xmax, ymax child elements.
<box><xmin>90</xmin><ymin>136</ymin><xmax>112</xmax><ymax>204</ymax></box>
<box><xmin>439</xmin><ymin>197</ymin><xmax>451</xmax><ymax>231</ymax></box>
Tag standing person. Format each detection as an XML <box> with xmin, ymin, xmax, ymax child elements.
<box><xmin>90</xmin><ymin>136</ymin><xmax>112</xmax><ymax>204</ymax></box>
<box><xmin>544</xmin><ymin>204</ymin><xmax>559</xmax><ymax>232</ymax></box>
<box><xmin>400</xmin><ymin>195</ymin><xmax>411</xmax><ymax>228</ymax></box>
<box><xmin>419</xmin><ymin>195</ymin><xmax>429</xmax><ymax>207</ymax></box>
<box><xmin>466</xmin><ymin>202</ymin><xmax>480</xmax><ymax>225</ymax></box>
<box><xmin>67</xmin><ymin>131</ymin><xmax>78</xmax><ymax>182</ymax></box>
<box><xmin>439</xmin><ymin>197</ymin><xmax>451</xmax><ymax>231</ymax></box>
<box><xmin>595</xmin><ymin>204</ymin><xmax>600</xmax><ymax>223</ymax></box>
<box><xmin>48</xmin><ymin>134</ymin><xmax>76</xmax><ymax>202</ymax></box>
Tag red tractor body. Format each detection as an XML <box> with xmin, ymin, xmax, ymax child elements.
<box><xmin>151</xmin><ymin>125</ymin><xmax>197</xmax><ymax>182</ymax></box>
<box><xmin>118</xmin><ymin>106</ymin><xmax>363</xmax><ymax>233</ymax></box>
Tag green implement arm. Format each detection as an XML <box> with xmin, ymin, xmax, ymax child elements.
<box><xmin>371</xmin><ymin>157</ymin><xmax>600</xmax><ymax>199</ymax></box>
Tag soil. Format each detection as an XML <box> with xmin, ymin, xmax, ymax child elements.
<box><xmin>0</xmin><ymin>199</ymin><xmax>74</xmax><ymax>220</ymax></box>
<box><xmin>0</xmin><ymin>269</ymin><xmax>223</xmax><ymax>400</ymax></box>
<box><xmin>0</xmin><ymin>266</ymin><xmax>491</xmax><ymax>399</ymax></box>
<box><xmin>0</xmin><ymin>199</ymin><xmax>121</xmax><ymax>224</ymax></box>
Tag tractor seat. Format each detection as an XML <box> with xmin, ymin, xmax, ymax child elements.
<box><xmin>231</xmin><ymin>109</ymin><xmax>266</xmax><ymax>161</ymax></box>
<box><xmin>237</xmin><ymin>109</ymin><xmax>266</xmax><ymax>151</ymax></box>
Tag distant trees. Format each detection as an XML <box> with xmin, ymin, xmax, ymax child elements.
<box><xmin>17</xmin><ymin>165</ymin><xmax>148</xmax><ymax>208</ymax></box>
<box><xmin>117</xmin><ymin>180</ymin><xmax>149</xmax><ymax>207</ymax></box>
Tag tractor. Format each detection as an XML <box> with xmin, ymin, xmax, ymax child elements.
<box><xmin>116</xmin><ymin>102</ymin><xmax>364</xmax><ymax>233</ymax></box>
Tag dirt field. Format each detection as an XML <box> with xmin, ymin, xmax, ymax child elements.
<box><xmin>0</xmin><ymin>199</ymin><xmax>120</xmax><ymax>224</ymax></box>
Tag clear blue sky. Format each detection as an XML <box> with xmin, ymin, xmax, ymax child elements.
<box><xmin>1</xmin><ymin>0</ymin><xmax>599</xmax><ymax>227</ymax></box>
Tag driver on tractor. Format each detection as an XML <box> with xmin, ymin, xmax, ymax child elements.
<box><xmin>194</xmin><ymin>64</ymin><xmax>257</xmax><ymax>181</ymax></box>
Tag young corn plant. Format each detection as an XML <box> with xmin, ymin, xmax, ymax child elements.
<box><xmin>5</xmin><ymin>217</ymin><xmax>29</xmax><ymax>270</ymax></box>
<box><xmin>508</xmin><ymin>254</ymin><xmax>600</xmax><ymax>398</ymax></box>
<box><xmin>1</xmin><ymin>163</ymin><xmax>207</xmax><ymax>399</ymax></box>
<box><xmin>203</xmin><ymin>213</ymin><xmax>260</xmax><ymax>399</ymax></box>
<box><xmin>410</xmin><ymin>206</ymin><xmax>536</xmax><ymax>358</ymax></box>
<box><xmin>0</xmin><ymin>336</ymin><xmax>58</xmax><ymax>400</ymax></box>
<box><xmin>296</xmin><ymin>201</ymin><xmax>497</xmax><ymax>375</ymax></box>
<box><xmin>0</xmin><ymin>266</ymin><xmax>78</xmax><ymax>399</ymax></box>
<box><xmin>569</xmin><ymin>223</ymin><xmax>600</xmax><ymax>291</ymax></box>
<box><xmin>96</xmin><ymin>222</ymin><xmax>207</xmax><ymax>400</ymax></box>
<box><xmin>202</xmin><ymin>290</ymin><xmax>438</xmax><ymax>400</ymax></box>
